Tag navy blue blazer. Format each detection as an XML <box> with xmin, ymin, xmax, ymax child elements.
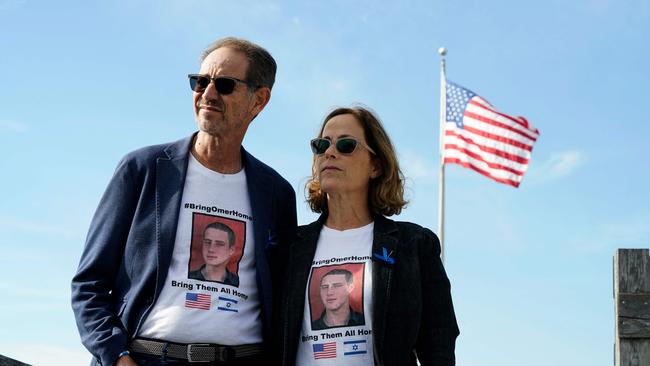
<box><xmin>71</xmin><ymin>135</ymin><xmax>297</xmax><ymax>366</ymax></box>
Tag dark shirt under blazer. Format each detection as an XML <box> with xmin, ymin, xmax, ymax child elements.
<box><xmin>71</xmin><ymin>134</ymin><xmax>297</xmax><ymax>366</ymax></box>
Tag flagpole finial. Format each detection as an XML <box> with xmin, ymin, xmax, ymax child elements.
<box><xmin>438</xmin><ymin>47</ymin><xmax>447</xmax><ymax>57</ymax></box>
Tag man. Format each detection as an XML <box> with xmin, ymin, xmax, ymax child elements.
<box><xmin>188</xmin><ymin>221</ymin><xmax>239</xmax><ymax>286</ymax></box>
<box><xmin>71</xmin><ymin>37</ymin><xmax>296</xmax><ymax>366</ymax></box>
<box><xmin>311</xmin><ymin>269</ymin><xmax>364</xmax><ymax>330</ymax></box>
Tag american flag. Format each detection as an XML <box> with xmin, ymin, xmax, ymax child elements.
<box><xmin>185</xmin><ymin>292</ymin><xmax>211</xmax><ymax>310</ymax></box>
<box><xmin>444</xmin><ymin>80</ymin><xmax>540</xmax><ymax>187</ymax></box>
<box><xmin>313</xmin><ymin>342</ymin><xmax>337</xmax><ymax>359</ymax></box>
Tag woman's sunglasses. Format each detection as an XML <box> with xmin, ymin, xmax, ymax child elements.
<box><xmin>188</xmin><ymin>74</ymin><xmax>252</xmax><ymax>95</ymax></box>
<box><xmin>310</xmin><ymin>137</ymin><xmax>376</xmax><ymax>155</ymax></box>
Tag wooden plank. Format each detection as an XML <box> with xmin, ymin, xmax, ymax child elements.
<box><xmin>615</xmin><ymin>249</ymin><xmax>650</xmax><ymax>366</ymax></box>
<box><xmin>618</xmin><ymin>294</ymin><xmax>650</xmax><ymax>319</ymax></box>
<box><xmin>619</xmin><ymin>339</ymin><xmax>650</xmax><ymax>366</ymax></box>
<box><xmin>618</xmin><ymin>293</ymin><xmax>650</xmax><ymax>338</ymax></box>
<box><xmin>619</xmin><ymin>317</ymin><xmax>650</xmax><ymax>338</ymax></box>
<box><xmin>615</xmin><ymin>249</ymin><xmax>650</xmax><ymax>293</ymax></box>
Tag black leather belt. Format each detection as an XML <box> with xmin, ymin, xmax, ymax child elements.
<box><xmin>129</xmin><ymin>338</ymin><xmax>264</xmax><ymax>363</ymax></box>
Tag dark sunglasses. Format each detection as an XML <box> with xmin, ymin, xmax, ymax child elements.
<box><xmin>188</xmin><ymin>74</ymin><xmax>251</xmax><ymax>95</ymax></box>
<box><xmin>310</xmin><ymin>137</ymin><xmax>376</xmax><ymax>155</ymax></box>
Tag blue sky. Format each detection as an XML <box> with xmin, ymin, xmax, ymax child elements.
<box><xmin>1</xmin><ymin>0</ymin><xmax>649</xmax><ymax>365</ymax></box>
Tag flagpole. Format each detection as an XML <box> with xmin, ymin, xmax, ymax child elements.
<box><xmin>437</xmin><ymin>47</ymin><xmax>447</xmax><ymax>263</ymax></box>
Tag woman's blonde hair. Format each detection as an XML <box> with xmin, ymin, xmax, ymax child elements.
<box><xmin>306</xmin><ymin>106</ymin><xmax>407</xmax><ymax>216</ymax></box>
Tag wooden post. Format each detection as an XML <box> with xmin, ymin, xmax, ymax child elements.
<box><xmin>614</xmin><ymin>249</ymin><xmax>650</xmax><ymax>366</ymax></box>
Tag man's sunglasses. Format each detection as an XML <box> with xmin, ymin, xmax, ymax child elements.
<box><xmin>310</xmin><ymin>137</ymin><xmax>376</xmax><ymax>155</ymax></box>
<box><xmin>188</xmin><ymin>74</ymin><xmax>252</xmax><ymax>95</ymax></box>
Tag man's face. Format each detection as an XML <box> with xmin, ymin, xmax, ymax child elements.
<box><xmin>319</xmin><ymin>274</ymin><xmax>353</xmax><ymax>312</ymax></box>
<box><xmin>193</xmin><ymin>47</ymin><xmax>256</xmax><ymax>139</ymax></box>
<box><xmin>202</xmin><ymin>228</ymin><xmax>234</xmax><ymax>268</ymax></box>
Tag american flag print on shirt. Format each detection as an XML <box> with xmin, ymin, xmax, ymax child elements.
<box><xmin>313</xmin><ymin>342</ymin><xmax>337</xmax><ymax>359</ymax></box>
<box><xmin>444</xmin><ymin>80</ymin><xmax>540</xmax><ymax>187</ymax></box>
<box><xmin>185</xmin><ymin>292</ymin><xmax>211</xmax><ymax>310</ymax></box>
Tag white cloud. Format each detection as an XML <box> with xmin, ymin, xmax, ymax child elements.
<box><xmin>0</xmin><ymin>120</ymin><xmax>28</xmax><ymax>133</ymax></box>
<box><xmin>532</xmin><ymin>150</ymin><xmax>585</xmax><ymax>180</ymax></box>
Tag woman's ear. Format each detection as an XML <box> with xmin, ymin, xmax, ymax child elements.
<box><xmin>370</xmin><ymin>159</ymin><xmax>382</xmax><ymax>179</ymax></box>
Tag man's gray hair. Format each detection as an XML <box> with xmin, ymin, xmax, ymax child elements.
<box><xmin>200</xmin><ymin>37</ymin><xmax>277</xmax><ymax>90</ymax></box>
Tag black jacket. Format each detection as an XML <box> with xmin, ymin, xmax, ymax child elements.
<box><xmin>279</xmin><ymin>214</ymin><xmax>459</xmax><ymax>366</ymax></box>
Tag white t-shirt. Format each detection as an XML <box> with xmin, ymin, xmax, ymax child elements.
<box><xmin>138</xmin><ymin>154</ymin><xmax>262</xmax><ymax>345</ymax></box>
<box><xmin>295</xmin><ymin>223</ymin><xmax>375</xmax><ymax>365</ymax></box>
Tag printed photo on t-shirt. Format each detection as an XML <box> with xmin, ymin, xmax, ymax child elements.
<box><xmin>187</xmin><ymin>213</ymin><xmax>246</xmax><ymax>287</ymax></box>
<box><xmin>308</xmin><ymin>263</ymin><xmax>366</xmax><ymax>331</ymax></box>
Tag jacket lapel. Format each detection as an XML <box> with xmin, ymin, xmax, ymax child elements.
<box><xmin>241</xmin><ymin>148</ymin><xmax>276</xmax><ymax>334</ymax></box>
<box><xmin>155</xmin><ymin>136</ymin><xmax>192</xmax><ymax>296</ymax></box>
<box><xmin>242</xmin><ymin>149</ymin><xmax>273</xmax><ymax>254</ymax></box>
<box><xmin>371</xmin><ymin>216</ymin><xmax>399</xmax><ymax>365</ymax></box>
<box><xmin>286</xmin><ymin>219</ymin><xmax>322</xmax><ymax>341</ymax></box>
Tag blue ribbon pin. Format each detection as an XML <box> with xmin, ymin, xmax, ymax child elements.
<box><xmin>373</xmin><ymin>247</ymin><xmax>395</xmax><ymax>264</ymax></box>
<box><xmin>266</xmin><ymin>230</ymin><xmax>278</xmax><ymax>248</ymax></box>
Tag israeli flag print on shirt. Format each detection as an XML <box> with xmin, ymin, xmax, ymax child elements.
<box><xmin>217</xmin><ymin>296</ymin><xmax>238</xmax><ymax>312</ymax></box>
<box><xmin>343</xmin><ymin>339</ymin><xmax>367</xmax><ymax>356</ymax></box>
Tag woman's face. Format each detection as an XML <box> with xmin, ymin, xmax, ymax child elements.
<box><xmin>316</xmin><ymin>114</ymin><xmax>378</xmax><ymax>197</ymax></box>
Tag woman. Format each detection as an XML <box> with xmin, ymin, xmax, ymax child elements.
<box><xmin>280</xmin><ymin>107</ymin><xmax>459</xmax><ymax>366</ymax></box>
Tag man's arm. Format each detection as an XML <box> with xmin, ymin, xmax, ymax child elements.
<box><xmin>71</xmin><ymin>157</ymin><xmax>139</xmax><ymax>366</ymax></box>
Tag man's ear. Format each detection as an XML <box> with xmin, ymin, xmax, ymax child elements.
<box><xmin>249</xmin><ymin>87</ymin><xmax>271</xmax><ymax>117</ymax></box>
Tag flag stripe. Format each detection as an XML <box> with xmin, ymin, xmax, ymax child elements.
<box><xmin>444</xmin><ymin>147</ymin><xmax>531</xmax><ymax>180</ymax></box>
<box><xmin>469</xmin><ymin>98</ymin><xmax>540</xmax><ymax>135</ymax></box>
<box><xmin>444</xmin><ymin>126</ymin><xmax>532</xmax><ymax>160</ymax></box>
<box><xmin>465</xmin><ymin>108</ymin><xmax>538</xmax><ymax>142</ymax></box>
<box><xmin>444</xmin><ymin>144</ymin><xmax>525</xmax><ymax>175</ymax></box>
<box><xmin>444</xmin><ymin>157</ymin><xmax>520</xmax><ymax>187</ymax></box>
<box><xmin>445</xmin><ymin>130</ymin><xmax>530</xmax><ymax>164</ymax></box>
<box><xmin>457</xmin><ymin>123</ymin><xmax>533</xmax><ymax>152</ymax></box>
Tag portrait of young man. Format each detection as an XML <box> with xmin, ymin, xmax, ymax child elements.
<box><xmin>310</xmin><ymin>267</ymin><xmax>365</xmax><ymax>331</ymax></box>
<box><xmin>188</xmin><ymin>218</ymin><xmax>243</xmax><ymax>286</ymax></box>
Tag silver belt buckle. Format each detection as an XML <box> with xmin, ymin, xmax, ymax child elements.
<box><xmin>186</xmin><ymin>343</ymin><xmax>213</xmax><ymax>363</ymax></box>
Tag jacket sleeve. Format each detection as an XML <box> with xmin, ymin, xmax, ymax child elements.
<box><xmin>71</xmin><ymin>157</ymin><xmax>139</xmax><ymax>366</ymax></box>
<box><xmin>415</xmin><ymin>228</ymin><xmax>460</xmax><ymax>366</ymax></box>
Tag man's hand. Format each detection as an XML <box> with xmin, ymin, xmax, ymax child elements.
<box><xmin>115</xmin><ymin>355</ymin><xmax>138</xmax><ymax>366</ymax></box>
